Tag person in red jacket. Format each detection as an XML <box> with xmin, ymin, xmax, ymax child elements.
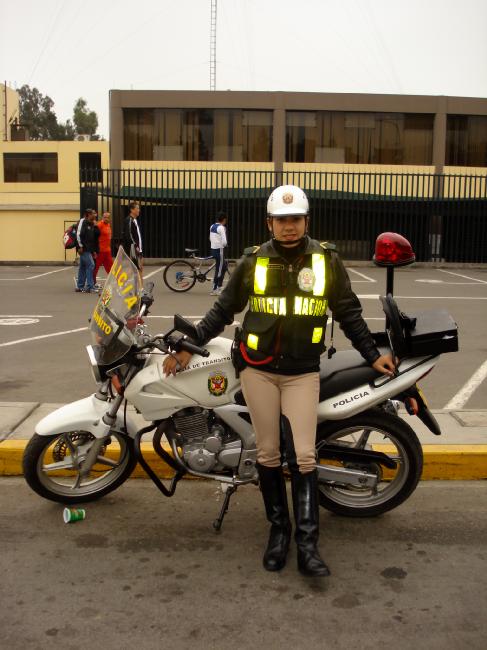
<box><xmin>93</xmin><ymin>212</ymin><xmax>114</xmax><ymax>289</ymax></box>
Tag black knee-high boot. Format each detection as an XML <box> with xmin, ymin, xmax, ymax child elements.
<box><xmin>257</xmin><ymin>463</ymin><xmax>292</xmax><ymax>571</ymax></box>
<box><xmin>291</xmin><ymin>469</ymin><xmax>330</xmax><ymax>577</ymax></box>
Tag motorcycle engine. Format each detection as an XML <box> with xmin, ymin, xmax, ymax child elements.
<box><xmin>173</xmin><ymin>407</ymin><xmax>241</xmax><ymax>473</ymax></box>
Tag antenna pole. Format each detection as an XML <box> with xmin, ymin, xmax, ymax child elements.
<box><xmin>210</xmin><ymin>0</ymin><xmax>217</xmax><ymax>91</ymax></box>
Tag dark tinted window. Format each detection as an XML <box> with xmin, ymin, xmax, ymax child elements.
<box><xmin>446</xmin><ymin>115</ymin><xmax>487</xmax><ymax>166</ymax></box>
<box><xmin>123</xmin><ymin>108</ymin><xmax>273</xmax><ymax>162</ymax></box>
<box><xmin>286</xmin><ymin>111</ymin><xmax>434</xmax><ymax>165</ymax></box>
<box><xmin>4</xmin><ymin>153</ymin><xmax>58</xmax><ymax>182</ymax></box>
<box><xmin>79</xmin><ymin>152</ymin><xmax>102</xmax><ymax>182</ymax></box>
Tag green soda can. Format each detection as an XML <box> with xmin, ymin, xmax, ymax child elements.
<box><xmin>63</xmin><ymin>507</ymin><xmax>86</xmax><ymax>523</ymax></box>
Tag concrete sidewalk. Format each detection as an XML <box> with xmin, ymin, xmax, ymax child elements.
<box><xmin>1</xmin><ymin>401</ymin><xmax>486</xmax><ymax>478</ymax></box>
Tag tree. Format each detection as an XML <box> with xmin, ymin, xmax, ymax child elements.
<box><xmin>58</xmin><ymin>119</ymin><xmax>76</xmax><ymax>140</ymax></box>
<box><xmin>19</xmin><ymin>85</ymin><xmax>58</xmax><ymax>140</ymax></box>
<box><xmin>73</xmin><ymin>98</ymin><xmax>99</xmax><ymax>137</ymax></box>
<box><xmin>18</xmin><ymin>84</ymin><xmax>70</xmax><ymax>140</ymax></box>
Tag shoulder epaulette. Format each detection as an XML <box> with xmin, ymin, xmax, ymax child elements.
<box><xmin>243</xmin><ymin>245</ymin><xmax>260</xmax><ymax>256</ymax></box>
<box><xmin>320</xmin><ymin>241</ymin><xmax>337</xmax><ymax>252</ymax></box>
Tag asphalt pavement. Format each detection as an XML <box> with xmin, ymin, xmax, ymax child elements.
<box><xmin>1</xmin><ymin>478</ymin><xmax>486</xmax><ymax>650</ymax></box>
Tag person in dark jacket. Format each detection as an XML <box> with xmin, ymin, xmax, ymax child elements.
<box><xmin>122</xmin><ymin>201</ymin><xmax>143</xmax><ymax>277</ymax></box>
<box><xmin>75</xmin><ymin>209</ymin><xmax>98</xmax><ymax>293</ymax></box>
<box><xmin>163</xmin><ymin>185</ymin><xmax>395</xmax><ymax>578</ymax></box>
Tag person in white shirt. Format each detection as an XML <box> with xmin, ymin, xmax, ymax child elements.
<box><xmin>209</xmin><ymin>211</ymin><xmax>228</xmax><ymax>295</ymax></box>
<box><xmin>122</xmin><ymin>201</ymin><xmax>143</xmax><ymax>278</ymax></box>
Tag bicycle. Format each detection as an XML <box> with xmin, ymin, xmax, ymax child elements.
<box><xmin>163</xmin><ymin>248</ymin><xmax>232</xmax><ymax>293</ymax></box>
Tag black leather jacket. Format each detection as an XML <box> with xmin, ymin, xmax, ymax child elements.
<box><xmin>194</xmin><ymin>236</ymin><xmax>380</xmax><ymax>373</ymax></box>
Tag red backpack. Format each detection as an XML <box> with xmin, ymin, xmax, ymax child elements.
<box><xmin>63</xmin><ymin>222</ymin><xmax>79</xmax><ymax>249</ymax></box>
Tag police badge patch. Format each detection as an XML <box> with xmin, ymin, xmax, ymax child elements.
<box><xmin>208</xmin><ymin>370</ymin><xmax>228</xmax><ymax>396</ymax></box>
<box><xmin>100</xmin><ymin>286</ymin><xmax>112</xmax><ymax>307</ymax></box>
<box><xmin>297</xmin><ymin>267</ymin><xmax>315</xmax><ymax>292</ymax></box>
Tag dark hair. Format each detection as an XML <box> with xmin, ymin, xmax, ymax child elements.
<box><xmin>128</xmin><ymin>201</ymin><xmax>140</xmax><ymax>212</ymax></box>
<box><xmin>84</xmin><ymin>208</ymin><xmax>95</xmax><ymax>216</ymax></box>
<box><xmin>216</xmin><ymin>210</ymin><xmax>227</xmax><ymax>222</ymax></box>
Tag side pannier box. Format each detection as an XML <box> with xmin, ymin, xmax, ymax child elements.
<box><xmin>405</xmin><ymin>309</ymin><xmax>458</xmax><ymax>356</ymax></box>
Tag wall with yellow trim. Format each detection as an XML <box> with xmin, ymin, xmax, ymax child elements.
<box><xmin>0</xmin><ymin>140</ymin><xmax>109</xmax><ymax>262</ymax></box>
<box><xmin>121</xmin><ymin>160</ymin><xmax>275</xmax><ymax>190</ymax></box>
<box><xmin>120</xmin><ymin>160</ymin><xmax>486</xmax><ymax>199</ymax></box>
<box><xmin>0</xmin><ymin>210</ymin><xmax>79</xmax><ymax>262</ymax></box>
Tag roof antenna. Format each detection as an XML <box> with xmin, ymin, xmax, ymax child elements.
<box><xmin>210</xmin><ymin>0</ymin><xmax>217</xmax><ymax>90</ymax></box>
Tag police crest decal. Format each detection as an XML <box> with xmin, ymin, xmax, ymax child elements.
<box><xmin>208</xmin><ymin>370</ymin><xmax>228</xmax><ymax>396</ymax></box>
<box><xmin>297</xmin><ymin>267</ymin><xmax>315</xmax><ymax>292</ymax></box>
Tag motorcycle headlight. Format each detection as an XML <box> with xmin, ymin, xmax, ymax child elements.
<box><xmin>86</xmin><ymin>345</ymin><xmax>102</xmax><ymax>384</ymax></box>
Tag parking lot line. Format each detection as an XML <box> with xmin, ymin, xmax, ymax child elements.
<box><xmin>25</xmin><ymin>268</ymin><xmax>71</xmax><ymax>280</ymax></box>
<box><xmin>0</xmin><ymin>327</ymin><xmax>89</xmax><ymax>347</ymax></box>
<box><xmin>0</xmin><ymin>315</ymin><xmax>53</xmax><ymax>318</ymax></box>
<box><xmin>143</xmin><ymin>267</ymin><xmax>165</xmax><ymax>280</ymax></box>
<box><xmin>438</xmin><ymin>270</ymin><xmax>487</xmax><ymax>284</ymax></box>
<box><xmin>347</xmin><ymin>269</ymin><xmax>377</xmax><ymax>282</ymax></box>
<box><xmin>444</xmin><ymin>359</ymin><xmax>487</xmax><ymax>409</ymax></box>
<box><xmin>357</xmin><ymin>295</ymin><xmax>487</xmax><ymax>300</ymax></box>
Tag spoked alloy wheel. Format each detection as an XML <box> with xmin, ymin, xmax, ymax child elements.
<box><xmin>315</xmin><ymin>410</ymin><xmax>423</xmax><ymax>517</ymax></box>
<box><xmin>23</xmin><ymin>431</ymin><xmax>136</xmax><ymax>504</ymax></box>
<box><xmin>163</xmin><ymin>260</ymin><xmax>196</xmax><ymax>292</ymax></box>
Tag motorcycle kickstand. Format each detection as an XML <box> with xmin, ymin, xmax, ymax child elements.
<box><xmin>213</xmin><ymin>484</ymin><xmax>237</xmax><ymax>533</ymax></box>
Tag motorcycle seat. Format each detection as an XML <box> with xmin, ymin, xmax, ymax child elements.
<box><xmin>319</xmin><ymin>349</ymin><xmax>384</xmax><ymax>401</ymax></box>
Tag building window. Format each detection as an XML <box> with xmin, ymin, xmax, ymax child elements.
<box><xmin>286</xmin><ymin>111</ymin><xmax>434</xmax><ymax>165</ymax></box>
<box><xmin>446</xmin><ymin>115</ymin><xmax>487</xmax><ymax>167</ymax></box>
<box><xmin>79</xmin><ymin>152</ymin><xmax>102</xmax><ymax>182</ymax></box>
<box><xmin>123</xmin><ymin>108</ymin><xmax>273</xmax><ymax>162</ymax></box>
<box><xmin>3</xmin><ymin>153</ymin><xmax>58</xmax><ymax>182</ymax></box>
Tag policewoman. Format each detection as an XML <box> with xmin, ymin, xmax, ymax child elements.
<box><xmin>163</xmin><ymin>185</ymin><xmax>395</xmax><ymax>577</ymax></box>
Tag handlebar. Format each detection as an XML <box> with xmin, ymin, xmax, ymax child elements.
<box><xmin>179</xmin><ymin>336</ymin><xmax>210</xmax><ymax>358</ymax></box>
<box><xmin>151</xmin><ymin>334</ymin><xmax>209</xmax><ymax>358</ymax></box>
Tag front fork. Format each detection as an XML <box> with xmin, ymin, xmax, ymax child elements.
<box><xmin>79</xmin><ymin>386</ymin><xmax>125</xmax><ymax>477</ymax></box>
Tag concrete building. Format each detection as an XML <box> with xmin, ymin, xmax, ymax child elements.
<box><xmin>109</xmin><ymin>90</ymin><xmax>487</xmax><ymax>175</ymax></box>
<box><xmin>1</xmin><ymin>83</ymin><xmax>20</xmax><ymax>142</ymax></box>
<box><xmin>0</xmin><ymin>139</ymin><xmax>109</xmax><ymax>262</ymax></box>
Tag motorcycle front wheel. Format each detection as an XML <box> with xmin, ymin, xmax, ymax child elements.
<box><xmin>23</xmin><ymin>431</ymin><xmax>137</xmax><ymax>504</ymax></box>
<box><xmin>316</xmin><ymin>409</ymin><xmax>423</xmax><ymax>517</ymax></box>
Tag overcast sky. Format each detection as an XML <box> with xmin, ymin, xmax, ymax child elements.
<box><xmin>2</xmin><ymin>0</ymin><xmax>486</xmax><ymax>138</ymax></box>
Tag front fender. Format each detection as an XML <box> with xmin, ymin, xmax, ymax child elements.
<box><xmin>35</xmin><ymin>395</ymin><xmax>138</xmax><ymax>439</ymax></box>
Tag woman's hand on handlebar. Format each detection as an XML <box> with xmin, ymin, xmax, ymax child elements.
<box><xmin>372</xmin><ymin>353</ymin><xmax>396</xmax><ymax>377</ymax></box>
<box><xmin>163</xmin><ymin>350</ymin><xmax>193</xmax><ymax>376</ymax></box>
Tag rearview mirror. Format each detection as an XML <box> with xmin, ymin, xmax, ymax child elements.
<box><xmin>174</xmin><ymin>313</ymin><xmax>198</xmax><ymax>340</ymax></box>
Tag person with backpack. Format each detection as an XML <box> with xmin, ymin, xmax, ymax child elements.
<box><xmin>75</xmin><ymin>209</ymin><xmax>98</xmax><ymax>293</ymax></box>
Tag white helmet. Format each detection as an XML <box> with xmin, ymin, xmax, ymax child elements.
<box><xmin>267</xmin><ymin>185</ymin><xmax>309</xmax><ymax>218</ymax></box>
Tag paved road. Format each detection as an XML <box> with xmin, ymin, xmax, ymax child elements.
<box><xmin>1</xmin><ymin>478</ymin><xmax>486</xmax><ymax>650</ymax></box>
<box><xmin>0</xmin><ymin>264</ymin><xmax>486</xmax><ymax>408</ymax></box>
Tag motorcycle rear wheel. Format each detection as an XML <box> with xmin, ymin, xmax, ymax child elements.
<box><xmin>316</xmin><ymin>409</ymin><xmax>423</xmax><ymax>517</ymax></box>
<box><xmin>23</xmin><ymin>431</ymin><xmax>137</xmax><ymax>504</ymax></box>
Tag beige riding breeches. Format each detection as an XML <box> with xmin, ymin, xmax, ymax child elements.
<box><xmin>239</xmin><ymin>366</ymin><xmax>320</xmax><ymax>474</ymax></box>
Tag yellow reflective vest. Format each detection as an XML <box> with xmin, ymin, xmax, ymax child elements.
<box><xmin>241</xmin><ymin>239</ymin><xmax>331</xmax><ymax>363</ymax></box>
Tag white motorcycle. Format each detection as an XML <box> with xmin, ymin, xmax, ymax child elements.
<box><xmin>23</xmin><ymin>236</ymin><xmax>458</xmax><ymax>530</ymax></box>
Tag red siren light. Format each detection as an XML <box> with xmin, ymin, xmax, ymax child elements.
<box><xmin>373</xmin><ymin>232</ymin><xmax>416</xmax><ymax>267</ymax></box>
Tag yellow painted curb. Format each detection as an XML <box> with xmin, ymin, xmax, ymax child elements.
<box><xmin>1</xmin><ymin>439</ymin><xmax>486</xmax><ymax>480</ymax></box>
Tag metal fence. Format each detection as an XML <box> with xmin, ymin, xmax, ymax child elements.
<box><xmin>80</xmin><ymin>169</ymin><xmax>487</xmax><ymax>263</ymax></box>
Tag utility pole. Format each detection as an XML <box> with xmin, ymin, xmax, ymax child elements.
<box><xmin>210</xmin><ymin>0</ymin><xmax>217</xmax><ymax>91</ymax></box>
<box><xmin>3</xmin><ymin>81</ymin><xmax>8</xmax><ymax>141</ymax></box>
